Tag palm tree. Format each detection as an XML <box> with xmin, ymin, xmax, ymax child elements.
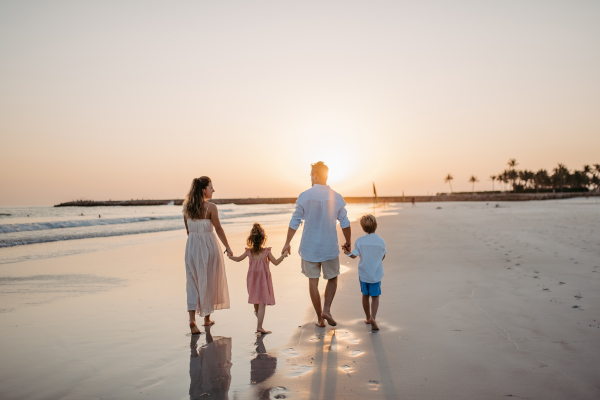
<box><xmin>469</xmin><ymin>175</ymin><xmax>479</xmax><ymax>193</ymax></box>
<box><xmin>552</xmin><ymin>163</ymin><xmax>570</xmax><ymax>192</ymax></box>
<box><xmin>489</xmin><ymin>175</ymin><xmax>496</xmax><ymax>191</ymax></box>
<box><xmin>444</xmin><ymin>174</ymin><xmax>454</xmax><ymax>193</ymax></box>
<box><xmin>507</xmin><ymin>159</ymin><xmax>518</xmax><ymax>192</ymax></box>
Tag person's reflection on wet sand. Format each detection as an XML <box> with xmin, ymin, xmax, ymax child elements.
<box><xmin>189</xmin><ymin>326</ymin><xmax>232</xmax><ymax>399</ymax></box>
<box><xmin>251</xmin><ymin>333</ymin><xmax>277</xmax><ymax>385</ymax></box>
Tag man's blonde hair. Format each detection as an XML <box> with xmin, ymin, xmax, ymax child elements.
<box><xmin>360</xmin><ymin>214</ymin><xmax>377</xmax><ymax>233</ymax></box>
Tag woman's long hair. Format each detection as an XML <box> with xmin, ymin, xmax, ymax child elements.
<box><xmin>246</xmin><ymin>223</ymin><xmax>267</xmax><ymax>254</ymax></box>
<box><xmin>183</xmin><ymin>176</ymin><xmax>211</xmax><ymax>219</ymax></box>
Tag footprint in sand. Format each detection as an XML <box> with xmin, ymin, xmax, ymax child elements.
<box><xmin>281</xmin><ymin>348</ymin><xmax>299</xmax><ymax>357</ymax></box>
<box><xmin>286</xmin><ymin>365</ymin><xmax>313</xmax><ymax>377</ymax></box>
<box><xmin>348</xmin><ymin>338</ymin><xmax>360</xmax><ymax>344</ymax></box>
<box><xmin>340</xmin><ymin>365</ymin><xmax>353</xmax><ymax>373</ymax></box>
<box><xmin>368</xmin><ymin>380</ymin><xmax>380</xmax><ymax>390</ymax></box>
<box><xmin>268</xmin><ymin>387</ymin><xmax>289</xmax><ymax>399</ymax></box>
<box><xmin>572</xmin><ymin>305</ymin><xmax>583</xmax><ymax>310</ymax></box>
<box><xmin>351</xmin><ymin>350</ymin><xmax>363</xmax><ymax>357</ymax></box>
<box><xmin>559</xmin><ymin>282</ymin><xmax>566</xmax><ymax>285</ymax></box>
<box><xmin>543</xmin><ymin>288</ymin><xmax>550</xmax><ymax>291</ymax></box>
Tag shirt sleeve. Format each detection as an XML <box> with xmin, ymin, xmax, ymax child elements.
<box><xmin>348</xmin><ymin>241</ymin><xmax>360</xmax><ymax>257</ymax></box>
<box><xmin>289</xmin><ymin>197</ymin><xmax>304</xmax><ymax>230</ymax></box>
<box><xmin>337</xmin><ymin>202</ymin><xmax>351</xmax><ymax>229</ymax></box>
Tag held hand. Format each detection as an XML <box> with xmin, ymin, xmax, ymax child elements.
<box><xmin>341</xmin><ymin>242</ymin><xmax>351</xmax><ymax>252</ymax></box>
<box><xmin>281</xmin><ymin>243</ymin><xmax>291</xmax><ymax>256</ymax></box>
<box><xmin>343</xmin><ymin>247</ymin><xmax>350</xmax><ymax>255</ymax></box>
<box><xmin>226</xmin><ymin>248</ymin><xmax>233</xmax><ymax>257</ymax></box>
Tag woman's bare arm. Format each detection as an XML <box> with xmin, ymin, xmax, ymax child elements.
<box><xmin>184</xmin><ymin>215</ymin><xmax>189</xmax><ymax>236</ymax></box>
<box><xmin>209</xmin><ymin>203</ymin><xmax>232</xmax><ymax>256</ymax></box>
<box><xmin>268</xmin><ymin>251</ymin><xmax>287</xmax><ymax>266</ymax></box>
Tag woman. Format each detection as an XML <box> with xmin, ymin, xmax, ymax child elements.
<box><xmin>183</xmin><ymin>176</ymin><xmax>232</xmax><ymax>334</ymax></box>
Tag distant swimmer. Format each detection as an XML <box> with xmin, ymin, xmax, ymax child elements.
<box><xmin>98</xmin><ymin>214</ymin><xmax>101</xmax><ymax>218</ymax></box>
<box><xmin>411</xmin><ymin>197</ymin><xmax>416</xmax><ymax>207</ymax></box>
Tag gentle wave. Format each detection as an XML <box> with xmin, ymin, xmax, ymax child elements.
<box><xmin>0</xmin><ymin>215</ymin><xmax>183</xmax><ymax>234</ymax></box>
<box><xmin>0</xmin><ymin>210</ymin><xmax>293</xmax><ymax>234</ymax></box>
<box><xmin>0</xmin><ymin>224</ymin><xmax>186</xmax><ymax>248</ymax></box>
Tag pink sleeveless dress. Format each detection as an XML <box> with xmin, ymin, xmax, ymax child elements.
<box><xmin>185</xmin><ymin>207</ymin><xmax>230</xmax><ymax>316</ymax></box>
<box><xmin>246</xmin><ymin>248</ymin><xmax>275</xmax><ymax>305</ymax></box>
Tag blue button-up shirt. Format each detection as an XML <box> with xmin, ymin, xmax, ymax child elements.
<box><xmin>289</xmin><ymin>184</ymin><xmax>351</xmax><ymax>262</ymax></box>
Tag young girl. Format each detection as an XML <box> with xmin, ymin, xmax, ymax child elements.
<box><xmin>228</xmin><ymin>223</ymin><xmax>288</xmax><ymax>334</ymax></box>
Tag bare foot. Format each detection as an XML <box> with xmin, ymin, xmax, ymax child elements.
<box><xmin>189</xmin><ymin>322</ymin><xmax>201</xmax><ymax>335</ymax></box>
<box><xmin>365</xmin><ymin>319</ymin><xmax>371</xmax><ymax>324</ymax></box>
<box><xmin>370</xmin><ymin>319</ymin><xmax>379</xmax><ymax>330</ymax></box>
<box><xmin>256</xmin><ymin>328</ymin><xmax>272</xmax><ymax>334</ymax></box>
<box><xmin>315</xmin><ymin>319</ymin><xmax>326</xmax><ymax>328</ymax></box>
<box><xmin>321</xmin><ymin>312</ymin><xmax>337</xmax><ymax>327</ymax></box>
<box><xmin>203</xmin><ymin>317</ymin><xmax>215</xmax><ymax>326</ymax></box>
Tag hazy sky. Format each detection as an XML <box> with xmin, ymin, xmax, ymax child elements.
<box><xmin>1</xmin><ymin>0</ymin><xmax>599</xmax><ymax>206</ymax></box>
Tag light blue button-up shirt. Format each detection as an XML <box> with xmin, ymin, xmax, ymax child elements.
<box><xmin>348</xmin><ymin>233</ymin><xmax>386</xmax><ymax>283</ymax></box>
<box><xmin>289</xmin><ymin>184</ymin><xmax>351</xmax><ymax>262</ymax></box>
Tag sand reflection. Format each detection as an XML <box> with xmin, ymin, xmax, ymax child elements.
<box><xmin>189</xmin><ymin>327</ymin><xmax>232</xmax><ymax>400</ymax></box>
<box><xmin>250</xmin><ymin>334</ymin><xmax>277</xmax><ymax>384</ymax></box>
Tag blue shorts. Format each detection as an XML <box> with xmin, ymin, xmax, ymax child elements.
<box><xmin>360</xmin><ymin>280</ymin><xmax>381</xmax><ymax>296</ymax></box>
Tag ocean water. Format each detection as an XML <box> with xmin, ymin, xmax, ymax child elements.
<box><xmin>0</xmin><ymin>203</ymin><xmax>398</xmax><ymax>264</ymax></box>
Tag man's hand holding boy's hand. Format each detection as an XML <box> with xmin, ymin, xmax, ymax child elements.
<box><xmin>343</xmin><ymin>247</ymin><xmax>351</xmax><ymax>255</ymax></box>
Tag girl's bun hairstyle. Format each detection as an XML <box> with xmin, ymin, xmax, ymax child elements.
<box><xmin>183</xmin><ymin>176</ymin><xmax>211</xmax><ymax>219</ymax></box>
<box><xmin>247</xmin><ymin>223</ymin><xmax>267</xmax><ymax>253</ymax></box>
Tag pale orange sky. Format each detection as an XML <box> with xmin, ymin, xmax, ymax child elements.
<box><xmin>1</xmin><ymin>1</ymin><xmax>599</xmax><ymax>206</ymax></box>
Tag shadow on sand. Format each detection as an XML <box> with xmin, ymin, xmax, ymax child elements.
<box><xmin>309</xmin><ymin>328</ymin><xmax>338</xmax><ymax>400</ymax></box>
<box><xmin>369</xmin><ymin>332</ymin><xmax>399</xmax><ymax>398</ymax></box>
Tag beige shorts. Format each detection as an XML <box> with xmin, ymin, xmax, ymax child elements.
<box><xmin>301</xmin><ymin>257</ymin><xmax>340</xmax><ymax>280</ymax></box>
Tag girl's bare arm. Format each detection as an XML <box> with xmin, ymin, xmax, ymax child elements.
<box><xmin>184</xmin><ymin>216</ymin><xmax>189</xmax><ymax>236</ymax></box>
<box><xmin>209</xmin><ymin>203</ymin><xmax>232</xmax><ymax>255</ymax></box>
<box><xmin>268</xmin><ymin>251</ymin><xmax>287</xmax><ymax>266</ymax></box>
<box><xmin>228</xmin><ymin>252</ymin><xmax>248</xmax><ymax>262</ymax></box>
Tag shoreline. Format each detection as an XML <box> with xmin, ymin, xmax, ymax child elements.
<box><xmin>53</xmin><ymin>191</ymin><xmax>599</xmax><ymax>207</ymax></box>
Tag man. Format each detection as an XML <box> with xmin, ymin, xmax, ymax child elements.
<box><xmin>281</xmin><ymin>161</ymin><xmax>351</xmax><ymax>327</ymax></box>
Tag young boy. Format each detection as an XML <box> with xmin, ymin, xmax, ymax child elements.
<box><xmin>343</xmin><ymin>214</ymin><xmax>386</xmax><ymax>330</ymax></box>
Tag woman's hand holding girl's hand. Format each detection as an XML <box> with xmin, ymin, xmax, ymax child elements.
<box><xmin>226</xmin><ymin>248</ymin><xmax>233</xmax><ymax>257</ymax></box>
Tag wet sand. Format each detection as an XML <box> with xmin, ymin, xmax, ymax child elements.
<box><xmin>244</xmin><ymin>198</ymin><xmax>600</xmax><ymax>399</ymax></box>
<box><xmin>1</xmin><ymin>199</ymin><xmax>599</xmax><ymax>399</ymax></box>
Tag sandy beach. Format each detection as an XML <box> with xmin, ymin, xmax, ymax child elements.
<box><xmin>1</xmin><ymin>199</ymin><xmax>599</xmax><ymax>399</ymax></box>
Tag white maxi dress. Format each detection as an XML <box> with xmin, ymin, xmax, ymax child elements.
<box><xmin>185</xmin><ymin>210</ymin><xmax>230</xmax><ymax>316</ymax></box>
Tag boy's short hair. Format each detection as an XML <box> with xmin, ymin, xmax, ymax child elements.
<box><xmin>360</xmin><ymin>214</ymin><xmax>377</xmax><ymax>233</ymax></box>
<box><xmin>311</xmin><ymin>161</ymin><xmax>329</xmax><ymax>181</ymax></box>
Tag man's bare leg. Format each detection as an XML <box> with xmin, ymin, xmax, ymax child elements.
<box><xmin>189</xmin><ymin>310</ymin><xmax>201</xmax><ymax>334</ymax></box>
<box><xmin>369</xmin><ymin>296</ymin><xmax>380</xmax><ymax>330</ymax></box>
<box><xmin>362</xmin><ymin>295</ymin><xmax>371</xmax><ymax>324</ymax></box>
<box><xmin>309</xmin><ymin>278</ymin><xmax>325</xmax><ymax>327</ymax></box>
<box><xmin>321</xmin><ymin>276</ymin><xmax>337</xmax><ymax>326</ymax></box>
